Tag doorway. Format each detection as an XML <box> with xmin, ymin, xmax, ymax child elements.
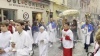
<box><xmin>32</xmin><ymin>12</ymin><xmax>42</xmax><ymax>23</ymax></box>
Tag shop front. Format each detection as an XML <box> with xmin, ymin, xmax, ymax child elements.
<box><xmin>0</xmin><ymin>0</ymin><xmax>49</xmax><ymax>24</ymax></box>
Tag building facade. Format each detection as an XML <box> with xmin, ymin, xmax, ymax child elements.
<box><xmin>0</xmin><ymin>0</ymin><xmax>50</xmax><ymax>25</ymax></box>
<box><xmin>49</xmin><ymin>0</ymin><xmax>68</xmax><ymax>21</ymax></box>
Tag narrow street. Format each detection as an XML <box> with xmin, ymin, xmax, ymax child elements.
<box><xmin>33</xmin><ymin>40</ymin><xmax>94</xmax><ymax>56</ymax></box>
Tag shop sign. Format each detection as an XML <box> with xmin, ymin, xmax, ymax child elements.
<box><xmin>23</xmin><ymin>12</ymin><xmax>29</xmax><ymax>19</ymax></box>
<box><xmin>7</xmin><ymin>0</ymin><xmax>45</xmax><ymax>10</ymax></box>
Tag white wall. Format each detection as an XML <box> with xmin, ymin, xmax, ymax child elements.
<box><xmin>0</xmin><ymin>0</ymin><xmax>48</xmax><ymax>25</ymax></box>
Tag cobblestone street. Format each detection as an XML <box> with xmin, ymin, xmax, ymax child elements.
<box><xmin>32</xmin><ymin>40</ymin><xmax>94</xmax><ymax>56</ymax></box>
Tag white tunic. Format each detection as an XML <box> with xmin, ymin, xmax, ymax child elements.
<box><xmin>62</xmin><ymin>29</ymin><xmax>74</xmax><ymax>48</ymax></box>
<box><xmin>26</xmin><ymin>30</ymin><xmax>34</xmax><ymax>43</ymax></box>
<box><xmin>35</xmin><ymin>31</ymin><xmax>49</xmax><ymax>56</ymax></box>
<box><xmin>48</xmin><ymin>23</ymin><xmax>56</xmax><ymax>42</ymax></box>
<box><xmin>10</xmin><ymin>30</ymin><xmax>32</xmax><ymax>56</ymax></box>
<box><xmin>0</xmin><ymin>31</ymin><xmax>12</xmax><ymax>56</ymax></box>
<box><xmin>81</xmin><ymin>26</ymin><xmax>92</xmax><ymax>44</ymax></box>
<box><xmin>94</xmin><ymin>49</ymin><xmax>100</xmax><ymax>56</ymax></box>
<box><xmin>95</xmin><ymin>42</ymin><xmax>99</xmax><ymax>51</ymax></box>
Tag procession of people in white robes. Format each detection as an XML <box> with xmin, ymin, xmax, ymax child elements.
<box><xmin>0</xmin><ymin>31</ymin><xmax>12</xmax><ymax>56</ymax></box>
<box><xmin>0</xmin><ymin>17</ymin><xmax>100</xmax><ymax>56</ymax></box>
<box><xmin>35</xmin><ymin>26</ymin><xmax>49</xmax><ymax>56</ymax></box>
<box><xmin>0</xmin><ymin>22</ymin><xmax>12</xmax><ymax>56</ymax></box>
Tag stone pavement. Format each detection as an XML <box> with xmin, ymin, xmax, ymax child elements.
<box><xmin>32</xmin><ymin>40</ymin><xmax>94</xmax><ymax>56</ymax></box>
<box><xmin>73</xmin><ymin>41</ymin><xmax>94</xmax><ymax>56</ymax></box>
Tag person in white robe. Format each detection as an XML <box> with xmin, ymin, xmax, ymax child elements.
<box><xmin>48</xmin><ymin>19</ymin><xmax>56</xmax><ymax>47</ymax></box>
<box><xmin>62</xmin><ymin>22</ymin><xmax>74</xmax><ymax>56</ymax></box>
<box><xmin>23</xmin><ymin>22</ymin><xmax>34</xmax><ymax>56</ymax></box>
<box><xmin>81</xmin><ymin>19</ymin><xmax>93</xmax><ymax>52</ymax></box>
<box><xmin>0</xmin><ymin>22</ymin><xmax>12</xmax><ymax>56</ymax></box>
<box><xmin>35</xmin><ymin>26</ymin><xmax>49</xmax><ymax>56</ymax></box>
<box><xmin>23</xmin><ymin>21</ymin><xmax>34</xmax><ymax>44</ymax></box>
<box><xmin>10</xmin><ymin>20</ymin><xmax>33</xmax><ymax>56</ymax></box>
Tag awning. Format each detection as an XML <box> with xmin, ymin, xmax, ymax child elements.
<box><xmin>59</xmin><ymin>9</ymin><xmax>79</xmax><ymax>17</ymax></box>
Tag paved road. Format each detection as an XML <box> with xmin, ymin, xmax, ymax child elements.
<box><xmin>32</xmin><ymin>40</ymin><xmax>94</xmax><ymax>56</ymax></box>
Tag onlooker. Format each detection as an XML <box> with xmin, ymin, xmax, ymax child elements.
<box><xmin>71</xmin><ymin>19</ymin><xmax>78</xmax><ymax>48</ymax></box>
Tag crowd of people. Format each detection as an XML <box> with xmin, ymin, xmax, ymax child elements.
<box><xmin>0</xmin><ymin>18</ymin><xmax>58</xmax><ymax>56</ymax></box>
<box><xmin>0</xmin><ymin>18</ymin><xmax>100</xmax><ymax>56</ymax></box>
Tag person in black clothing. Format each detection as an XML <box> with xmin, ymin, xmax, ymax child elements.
<box><xmin>24</xmin><ymin>20</ymin><xmax>30</xmax><ymax>31</ymax></box>
<box><xmin>71</xmin><ymin>19</ymin><xmax>78</xmax><ymax>48</ymax></box>
<box><xmin>90</xmin><ymin>21</ymin><xmax>94</xmax><ymax>44</ymax></box>
<box><xmin>32</xmin><ymin>21</ymin><xmax>39</xmax><ymax>48</ymax></box>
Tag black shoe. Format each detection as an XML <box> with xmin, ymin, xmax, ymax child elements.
<box><xmin>86</xmin><ymin>49</ymin><xmax>88</xmax><ymax>52</ymax></box>
<box><xmin>84</xmin><ymin>47</ymin><xmax>86</xmax><ymax>49</ymax></box>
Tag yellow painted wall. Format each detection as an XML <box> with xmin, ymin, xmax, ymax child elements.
<box><xmin>50</xmin><ymin>0</ymin><xmax>63</xmax><ymax>5</ymax></box>
<box><xmin>53</xmin><ymin>3</ymin><xmax>67</xmax><ymax>21</ymax></box>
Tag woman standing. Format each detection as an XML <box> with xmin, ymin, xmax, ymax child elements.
<box><xmin>71</xmin><ymin>20</ymin><xmax>78</xmax><ymax>48</ymax></box>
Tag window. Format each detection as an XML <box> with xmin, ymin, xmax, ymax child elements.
<box><xmin>3</xmin><ymin>9</ymin><xmax>16</xmax><ymax>20</ymax></box>
<box><xmin>0</xmin><ymin>9</ymin><xmax>17</xmax><ymax>22</ymax></box>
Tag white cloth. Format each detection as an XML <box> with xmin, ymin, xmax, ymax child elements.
<box><xmin>10</xmin><ymin>30</ymin><xmax>32</xmax><ymax>56</ymax></box>
<box><xmin>35</xmin><ymin>31</ymin><xmax>49</xmax><ymax>56</ymax></box>
<box><xmin>0</xmin><ymin>31</ymin><xmax>12</xmax><ymax>56</ymax></box>
<box><xmin>26</xmin><ymin>30</ymin><xmax>34</xmax><ymax>43</ymax></box>
<box><xmin>94</xmin><ymin>49</ymin><xmax>100</xmax><ymax>56</ymax></box>
<box><xmin>48</xmin><ymin>23</ymin><xmax>56</xmax><ymax>42</ymax></box>
<box><xmin>95</xmin><ymin>42</ymin><xmax>99</xmax><ymax>51</ymax></box>
<box><xmin>33</xmin><ymin>32</ymin><xmax>39</xmax><ymax>43</ymax></box>
<box><xmin>81</xmin><ymin>26</ymin><xmax>92</xmax><ymax>44</ymax></box>
<box><xmin>62</xmin><ymin>29</ymin><xmax>74</xmax><ymax>48</ymax></box>
<box><xmin>12</xmin><ymin>26</ymin><xmax>15</xmax><ymax>33</ymax></box>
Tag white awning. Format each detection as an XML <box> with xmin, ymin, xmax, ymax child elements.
<box><xmin>59</xmin><ymin>9</ymin><xmax>79</xmax><ymax>17</ymax></box>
